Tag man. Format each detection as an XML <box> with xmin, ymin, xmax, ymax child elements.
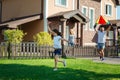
<box><xmin>95</xmin><ymin>24</ymin><xmax>111</xmax><ymax>61</ymax></box>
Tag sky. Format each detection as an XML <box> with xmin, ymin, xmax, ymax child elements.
<box><xmin>117</xmin><ymin>6</ymin><xmax>120</xmax><ymax>19</ymax></box>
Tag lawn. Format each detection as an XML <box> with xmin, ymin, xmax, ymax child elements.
<box><xmin>0</xmin><ymin>58</ymin><xmax>120</xmax><ymax>80</ymax></box>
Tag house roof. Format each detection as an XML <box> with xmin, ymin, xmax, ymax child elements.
<box><xmin>109</xmin><ymin>19</ymin><xmax>120</xmax><ymax>27</ymax></box>
<box><xmin>93</xmin><ymin>0</ymin><xmax>120</xmax><ymax>5</ymax></box>
<box><xmin>48</xmin><ymin>10</ymin><xmax>90</xmax><ymax>23</ymax></box>
<box><xmin>0</xmin><ymin>15</ymin><xmax>41</xmax><ymax>28</ymax></box>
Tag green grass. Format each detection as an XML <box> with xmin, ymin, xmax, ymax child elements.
<box><xmin>0</xmin><ymin>59</ymin><xmax>120</xmax><ymax>80</ymax></box>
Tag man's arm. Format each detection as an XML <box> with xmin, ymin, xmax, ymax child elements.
<box><xmin>95</xmin><ymin>24</ymin><xmax>101</xmax><ymax>33</ymax></box>
<box><xmin>106</xmin><ymin>25</ymin><xmax>111</xmax><ymax>32</ymax></box>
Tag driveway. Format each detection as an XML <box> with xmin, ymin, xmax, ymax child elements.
<box><xmin>82</xmin><ymin>57</ymin><xmax>120</xmax><ymax>64</ymax></box>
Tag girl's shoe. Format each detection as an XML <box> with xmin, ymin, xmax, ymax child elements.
<box><xmin>63</xmin><ymin>60</ymin><xmax>66</xmax><ymax>67</ymax></box>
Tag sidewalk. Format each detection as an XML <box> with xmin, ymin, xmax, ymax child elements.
<box><xmin>83</xmin><ymin>57</ymin><xmax>120</xmax><ymax>64</ymax></box>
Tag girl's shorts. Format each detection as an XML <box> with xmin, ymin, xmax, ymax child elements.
<box><xmin>54</xmin><ymin>49</ymin><xmax>62</xmax><ymax>55</ymax></box>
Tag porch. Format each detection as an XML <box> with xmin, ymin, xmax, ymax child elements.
<box><xmin>47</xmin><ymin>10</ymin><xmax>89</xmax><ymax>46</ymax></box>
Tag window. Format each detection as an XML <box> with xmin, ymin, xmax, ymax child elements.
<box><xmin>82</xmin><ymin>6</ymin><xmax>88</xmax><ymax>30</ymax></box>
<box><xmin>108</xmin><ymin>31</ymin><xmax>113</xmax><ymax>46</ymax></box>
<box><xmin>105</xmin><ymin>4</ymin><xmax>112</xmax><ymax>16</ymax></box>
<box><xmin>55</xmin><ymin>0</ymin><xmax>67</xmax><ymax>7</ymax></box>
<box><xmin>89</xmin><ymin>8</ymin><xmax>95</xmax><ymax>30</ymax></box>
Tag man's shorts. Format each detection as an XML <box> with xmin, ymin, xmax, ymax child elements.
<box><xmin>54</xmin><ymin>49</ymin><xmax>62</xmax><ymax>55</ymax></box>
<box><xmin>97</xmin><ymin>43</ymin><xmax>105</xmax><ymax>49</ymax></box>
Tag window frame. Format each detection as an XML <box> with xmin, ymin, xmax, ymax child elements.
<box><xmin>55</xmin><ymin>0</ymin><xmax>68</xmax><ymax>7</ymax></box>
<box><xmin>89</xmin><ymin>7</ymin><xmax>95</xmax><ymax>31</ymax></box>
<box><xmin>82</xmin><ymin>6</ymin><xmax>88</xmax><ymax>30</ymax></box>
<box><xmin>105</xmin><ymin>3</ymin><xmax>112</xmax><ymax>16</ymax></box>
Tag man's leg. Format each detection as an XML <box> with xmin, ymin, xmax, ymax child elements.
<box><xmin>97</xmin><ymin>49</ymin><xmax>102</xmax><ymax>59</ymax></box>
<box><xmin>101</xmin><ymin>49</ymin><xmax>104</xmax><ymax>60</ymax></box>
<box><xmin>100</xmin><ymin>43</ymin><xmax>105</xmax><ymax>60</ymax></box>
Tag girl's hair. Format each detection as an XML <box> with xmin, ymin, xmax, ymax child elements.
<box><xmin>52</xmin><ymin>29</ymin><xmax>62</xmax><ymax>36</ymax></box>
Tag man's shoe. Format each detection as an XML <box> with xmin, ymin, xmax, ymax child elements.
<box><xmin>101</xmin><ymin>58</ymin><xmax>104</xmax><ymax>61</ymax></box>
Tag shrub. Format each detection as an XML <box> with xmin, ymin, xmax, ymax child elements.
<box><xmin>4</xmin><ymin>29</ymin><xmax>26</xmax><ymax>44</ymax></box>
<box><xmin>33</xmin><ymin>32</ymin><xmax>53</xmax><ymax>46</ymax></box>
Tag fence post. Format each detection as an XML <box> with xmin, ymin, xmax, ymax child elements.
<box><xmin>7</xmin><ymin>42</ymin><xmax>11</xmax><ymax>59</ymax></box>
<box><xmin>62</xmin><ymin>44</ymin><xmax>66</xmax><ymax>58</ymax></box>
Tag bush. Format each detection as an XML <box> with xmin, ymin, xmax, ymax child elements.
<box><xmin>33</xmin><ymin>32</ymin><xmax>53</xmax><ymax>46</ymax></box>
<box><xmin>4</xmin><ymin>29</ymin><xmax>26</xmax><ymax>44</ymax></box>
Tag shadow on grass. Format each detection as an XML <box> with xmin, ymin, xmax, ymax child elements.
<box><xmin>0</xmin><ymin>64</ymin><xmax>119</xmax><ymax>80</ymax></box>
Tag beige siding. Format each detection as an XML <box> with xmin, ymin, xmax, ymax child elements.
<box><xmin>101</xmin><ymin>0</ymin><xmax>116</xmax><ymax>20</ymax></box>
<box><xmin>79</xmin><ymin>0</ymin><xmax>101</xmax><ymax>46</ymax></box>
<box><xmin>48</xmin><ymin>0</ymin><xmax>74</xmax><ymax>17</ymax></box>
<box><xmin>21</xmin><ymin>20</ymin><xmax>43</xmax><ymax>41</ymax></box>
<box><xmin>2</xmin><ymin>0</ymin><xmax>42</xmax><ymax>22</ymax></box>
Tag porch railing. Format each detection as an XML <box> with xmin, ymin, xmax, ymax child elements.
<box><xmin>0</xmin><ymin>42</ymin><xmax>119</xmax><ymax>59</ymax></box>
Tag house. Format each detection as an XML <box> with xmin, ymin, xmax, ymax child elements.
<box><xmin>47</xmin><ymin>0</ymin><xmax>90</xmax><ymax>46</ymax></box>
<box><xmin>47</xmin><ymin>0</ymin><xmax>120</xmax><ymax>46</ymax></box>
<box><xmin>77</xmin><ymin>0</ymin><xmax>120</xmax><ymax>46</ymax></box>
<box><xmin>0</xmin><ymin>0</ymin><xmax>120</xmax><ymax>47</ymax></box>
<box><xmin>0</xmin><ymin>0</ymin><xmax>43</xmax><ymax>42</ymax></box>
<box><xmin>0</xmin><ymin>0</ymin><xmax>90</xmax><ymax>45</ymax></box>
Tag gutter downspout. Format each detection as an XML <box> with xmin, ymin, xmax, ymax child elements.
<box><xmin>43</xmin><ymin>0</ymin><xmax>48</xmax><ymax>32</ymax></box>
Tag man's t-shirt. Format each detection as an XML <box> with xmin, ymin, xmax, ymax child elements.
<box><xmin>98</xmin><ymin>31</ymin><xmax>106</xmax><ymax>43</ymax></box>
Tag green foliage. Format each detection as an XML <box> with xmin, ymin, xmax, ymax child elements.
<box><xmin>33</xmin><ymin>32</ymin><xmax>53</xmax><ymax>46</ymax></box>
<box><xmin>4</xmin><ymin>29</ymin><xmax>26</xmax><ymax>44</ymax></box>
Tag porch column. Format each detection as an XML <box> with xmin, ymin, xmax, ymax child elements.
<box><xmin>60</xmin><ymin>19</ymin><xmax>67</xmax><ymax>43</ymax></box>
<box><xmin>60</xmin><ymin>19</ymin><xmax>67</xmax><ymax>57</ymax></box>
<box><xmin>80</xmin><ymin>23</ymin><xmax>84</xmax><ymax>46</ymax></box>
<box><xmin>113</xmin><ymin>26</ymin><xmax>117</xmax><ymax>46</ymax></box>
<box><xmin>76</xmin><ymin>22</ymin><xmax>79</xmax><ymax>44</ymax></box>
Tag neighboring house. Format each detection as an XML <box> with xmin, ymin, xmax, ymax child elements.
<box><xmin>0</xmin><ymin>0</ymin><xmax>120</xmax><ymax>47</ymax></box>
<box><xmin>47</xmin><ymin>0</ymin><xmax>120</xmax><ymax>46</ymax></box>
<box><xmin>79</xmin><ymin>0</ymin><xmax>120</xmax><ymax>46</ymax></box>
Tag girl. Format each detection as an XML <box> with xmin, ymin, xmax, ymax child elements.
<box><xmin>48</xmin><ymin>27</ymin><xmax>69</xmax><ymax>71</ymax></box>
